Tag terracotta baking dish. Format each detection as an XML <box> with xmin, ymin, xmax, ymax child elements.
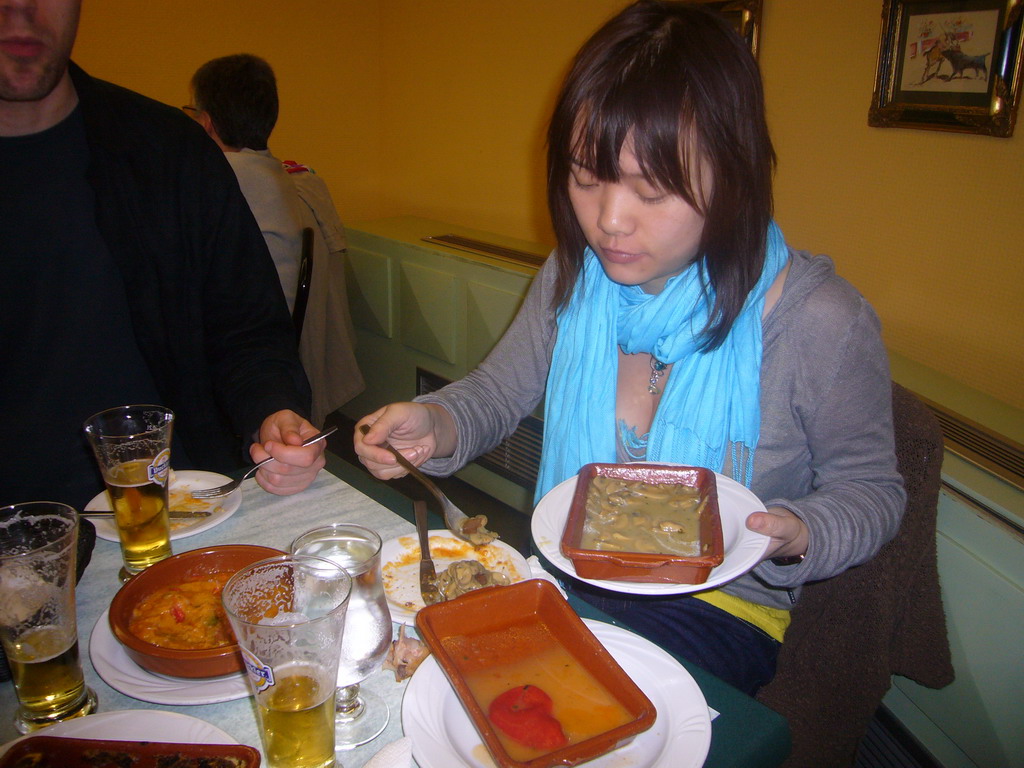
<box><xmin>0</xmin><ymin>736</ymin><xmax>261</xmax><ymax>768</ymax></box>
<box><xmin>560</xmin><ymin>462</ymin><xmax>724</xmax><ymax>584</ymax></box>
<box><xmin>108</xmin><ymin>544</ymin><xmax>284</xmax><ymax>678</ymax></box>
<box><xmin>415</xmin><ymin>579</ymin><xmax>656</xmax><ymax>768</ymax></box>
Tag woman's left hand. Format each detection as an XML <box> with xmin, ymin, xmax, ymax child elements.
<box><xmin>746</xmin><ymin>506</ymin><xmax>808</xmax><ymax>561</ymax></box>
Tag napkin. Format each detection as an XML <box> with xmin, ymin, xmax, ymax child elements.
<box><xmin>526</xmin><ymin>555</ymin><xmax>568</xmax><ymax>598</ymax></box>
<box><xmin>362</xmin><ymin>736</ymin><xmax>413</xmax><ymax>768</ymax></box>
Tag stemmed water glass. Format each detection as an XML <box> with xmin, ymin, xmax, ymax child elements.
<box><xmin>291</xmin><ymin>524</ymin><xmax>393</xmax><ymax>749</ymax></box>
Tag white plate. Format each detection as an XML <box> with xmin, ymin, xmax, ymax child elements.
<box><xmin>532</xmin><ymin>470</ymin><xmax>771</xmax><ymax>595</ymax></box>
<box><xmin>381</xmin><ymin>531</ymin><xmax>530</xmax><ymax>625</ymax></box>
<box><xmin>402</xmin><ymin>619</ymin><xmax>711</xmax><ymax>768</ymax></box>
<box><xmin>89</xmin><ymin>609</ymin><xmax>250</xmax><ymax>705</ymax></box>
<box><xmin>0</xmin><ymin>709</ymin><xmax>237</xmax><ymax>754</ymax></box>
<box><xmin>85</xmin><ymin>470</ymin><xmax>242</xmax><ymax>542</ymax></box>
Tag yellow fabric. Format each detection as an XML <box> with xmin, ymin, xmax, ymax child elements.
<box><xmin>694</xmin><ymin>590</ymin><xmax>791</xmax><ymax>643</ymax></box>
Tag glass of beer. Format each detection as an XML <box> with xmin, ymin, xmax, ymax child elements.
<box><xmin>83</xmin><ymin>404</ymin><xmax>174</xmax><ymax>581</ymax></box>
<box><xmin>223</xmin><ymin>555</ymin><xmax>352</xmax><ymax>768</ymax></box>
<box><xmin>0</xmin><ymin>502</ymin><xmax>99</xmax><ymax>733</ymax></box>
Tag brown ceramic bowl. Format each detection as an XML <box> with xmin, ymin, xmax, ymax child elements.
<box><xmin>560</xmin><ymin>463</ymin><xmax>725</xmax><ymax>584</ymax></box>
<box><xmin>108</xmin><ymin>544</ymin><xmax>284</xmax><ymax>679</ymax></box>
<box><xmin>416</xmin><ymin>579</ymin><xmax>656</xmax><ymax>768</ymax></box>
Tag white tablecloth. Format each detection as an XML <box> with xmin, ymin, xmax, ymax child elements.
<box><xmin>0</xmin><ymin>469</ymin><xmax>418</xmax><ymax>768</ymax></box>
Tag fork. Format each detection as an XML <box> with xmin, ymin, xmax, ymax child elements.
<box><xmin>357</xmin><ymin>424</ymin><xmax>498</xmax><ymax>545</ymax></box>
<box><xmin>190</xmin><ymin>425</ymin><xmax>338</xmax><ymax>498</ymax></box>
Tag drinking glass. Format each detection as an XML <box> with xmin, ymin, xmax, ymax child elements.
<box><xmin>83</xmin><ymin>404</ymin><xmax>174</xmax><ymax>582</ymax></box>
<box><xmin>222</xmin><ymin>554</ymin><xmax>352</xmax><ymax>768</ymax></box>
<box><xmin>0</xmin><ymin>502</ymin><xmax>98</xmax><ymax>733</ymax></box>
<box><xmin>291</xmin><ymin>524</ymin><xmax>393</xmax><ymax>749</ymax></box>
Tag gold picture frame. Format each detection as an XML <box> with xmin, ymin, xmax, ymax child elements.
<box><xmin>698</xmin><ymin>0</ymin><xmax>763</xmax><ymax>57</ymax></box>
<box><xmin>869</xmin><ymin>0</ymin><xmax>1024</xmax><ymax>137</ymax></box>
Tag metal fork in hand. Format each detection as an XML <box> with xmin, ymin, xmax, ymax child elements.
<box><xmin>357</xmin><ymin>424</ymin><xmax>497</xmax><ymax>545</ymax></box>
<box><xmin>190</xmin><ymin>425</ymin><xmax>338</xmax><ymax>498</ymax></box>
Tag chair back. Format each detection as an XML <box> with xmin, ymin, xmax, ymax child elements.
<box><xmin>755</xmin><ymin>382</ymin><xmax>953</xmax><ymax>767</ymax></box>
<box><xmin>293</xmin><ymin>226</ymin><xmax>314</xmax><ymax>339</ymax></box>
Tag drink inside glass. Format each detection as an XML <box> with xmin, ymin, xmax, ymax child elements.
<box><xmin>223</xmin><ymin>555</ymin><xmax>352</xmax><ymax>768</ymax></box>
<box><xmin>83</xmin><ymin>405</ymin><xmax>174</xmax><ymax>581</ymax></box>
<box><xmin>291</xmin><ymin>524</ymin><xmax>393</xmax><ymax>749</ymax></box>
<box><xmin>0</xmin><ymin>502</ymin><xmax>98</xmax><ymax>733</ymax></box>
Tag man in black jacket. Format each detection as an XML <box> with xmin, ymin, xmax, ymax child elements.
<box><xmin>0</xmin><ymin>0</ymin><xmax>329</xmax><ymax>508</ymax></box>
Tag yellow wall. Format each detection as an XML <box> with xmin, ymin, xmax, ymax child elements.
<box><xmin>73</xmin><ymin>0</ymin><xmax>1022</xmax><ymax>411</ymax></box>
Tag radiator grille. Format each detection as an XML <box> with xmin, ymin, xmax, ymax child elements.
<box><xmin>417</xmin><ymin>369</ymin><xmax>542</xmax><ymax>490</ymax></box>
<box><xmin>423</xmin><ymin>234</ymin><xmax>547</xmax><ymax>269</ymax></box>
<box><xmin>915</xmin><ymin>392</ymin><xmax>1024</xmax><ymax>491</ymax></box>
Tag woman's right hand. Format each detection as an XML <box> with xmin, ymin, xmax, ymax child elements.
<box><xmin>354</xmin><ymin>403</ymin><xmax>456</xmax><ymax>480</ymax></box>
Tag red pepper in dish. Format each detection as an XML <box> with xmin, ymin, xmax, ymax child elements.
<box><xmin>488</xmin><ymin>685</ymin><xmax>568</xmax><ymax>751</ymax></box>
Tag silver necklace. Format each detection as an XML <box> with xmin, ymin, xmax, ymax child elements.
<box><xmin>648</xmin><ymin>355</ymin><xmax>668</xmax><ymax>395</ymax></box>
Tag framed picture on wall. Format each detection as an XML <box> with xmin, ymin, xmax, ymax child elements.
<box><xmin>869</xmin><ymin>0</ymin><xmax>1024</xmax><ymax>137</ymax></box>
<box><xmin>697</xmin><ymin>0</ymin><xmax>763</xmax><ymax>57</ymax></box>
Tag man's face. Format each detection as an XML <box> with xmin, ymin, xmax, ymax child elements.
<box><xmin>0</xmin><ymin>0</ymin><xmax>81</xmax><ymax>102</ymax></box>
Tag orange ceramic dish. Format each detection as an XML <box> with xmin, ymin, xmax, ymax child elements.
<box><xmin>129</xmin><ymin>571</ymin><xmax>234</xmax><ymax>650</ymax></box>
<box><xmin>416</xmin><ymin>579</ymin><xmax>655</xmax><ymax>768</ymax></box>
<box><xmin>109</xmin><ymin>544</ymin><xmax>284</xmax><ymax>678</ymax></box>
<box><xmin>560</xmin><ymin>463</ymin><xmax>724</xmax><ymax>584</ymax></box>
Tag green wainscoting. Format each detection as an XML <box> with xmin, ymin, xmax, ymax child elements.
<box><xmin>342</xmin><ymin>217</ymin><xmax>541</xmax><ymax>511</ymax></box>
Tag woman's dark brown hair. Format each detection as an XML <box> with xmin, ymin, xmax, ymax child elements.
<box><xmin>547</xmin><ymin>0</ymin><xmax>775</xmax><ymax>350</ymax></box>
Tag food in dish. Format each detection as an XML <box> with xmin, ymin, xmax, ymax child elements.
<box><xmin>489</xmin><ymin>685</ymin><xmax>567</xmax><ymax>751</ymax></box>
<box><xmin>107</xmin><ymin>544</ymin><xmax>283</xmax><ymax>678</ymax></box>
<box><xmin>85</xmin><ymin>470</ymin><xmax>241</xmax><ymax>542</ymax></box>
<box><xmin>0</xmin><ymin>735</ymin><xmax>259</xmax><ymax>768</ymax></box>
<box><xmin>89</xmin><ymin>610</ymin><xmax>249</xmax><ymax>705</ymax></box>
<box><xmin>128</xmin><ymin>572</ymin><xmax>234</xmax><ymax>649</ymax></box>
<box><xmin>166</xmin><ymin>484</ymin><xmax>227</xmax><ymax>530</ymax></box>
<box><xmin>402</xmin><ymin>618</ymin><xmax>712</xmax><ymax>768</ymax></box>
<box><xmin>561</xmin><ymin>463</ymin><xmax>724</xmax><ymax>585</ymax></box>
<box><xmin>535</xmin><ymin>469</ymin><xmax>770</xmax><ymax>595</ymax></box>
<box><xmin>382</xmin><ymin>531</ymin><xmax>529</xmax><ymax>622</ymax></box>
<box><xmin>415</xmin><ymin>579</ymin><xmax>655</xmax><ymax>768</ymax></box>
<box><xmin>582</xmin><ymin>474</ymin><xmax>705</xmax><ymax>555</ymax></box>
<box><xmin>452</xmin><ymin>625</ymin><xmax>635</xmax><ymax>762</ymax></box>
<box><xmin>436</xmin><ymin>560</ymin><xmax>510</xmax><ymax>600</ymax></box>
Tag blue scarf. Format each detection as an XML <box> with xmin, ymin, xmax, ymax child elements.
<box><xmin>536</xmin><ymin>222</ymin><xmax>788</xmax><ymax>503</ymax></box>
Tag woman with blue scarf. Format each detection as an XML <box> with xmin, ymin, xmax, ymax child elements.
<box><xmin>355</xmin><ymin>1</ymin><xmax>904</xmax><ymax>695</ymax></box>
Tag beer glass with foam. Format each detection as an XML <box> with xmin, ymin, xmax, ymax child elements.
<box><xmin>223</xmin><ymin>555</ymin><xmax>352</xmax><ymax>768</ymax></box>
<box><xmin>0</xmin><ymin>502</ymin><xmax>98</xmax><ymax>733</ymax></box>
<box><xmin>84</xmin><ymin>404</ymin><xmax>174</xmax><ymax>581</ymax></box>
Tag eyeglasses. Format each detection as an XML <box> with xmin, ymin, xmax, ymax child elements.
<box><xmin>181</xmin><ymin>105</ymin><xmax>198</xmax><ymax>115</ymax></box>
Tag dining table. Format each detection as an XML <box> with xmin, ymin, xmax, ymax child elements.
<box><xmin>0</xmin><ymin>451</ymin><xmax>791</xmax><ymax>767</ymax></box>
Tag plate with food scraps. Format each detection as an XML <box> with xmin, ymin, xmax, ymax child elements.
<box><xmin>84</xmin><ymin>470</ymin><xmax>242</xmax><ymax>542</ymax></box>
<box><xmin>532</xmin><ymin>468</ymin><xmax>770</xmax><ymax>596</ymax></box>
<box><xmin>402</xmin><ymin>618</ymin><xmax>711</xmax><ymax>768</ymax></box>
<box><xmin>382</xmin><ymin>530</ymin><xmax>530</xmax><ymax>625</ymax></box>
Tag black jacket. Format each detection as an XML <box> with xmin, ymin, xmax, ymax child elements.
<box><xmin>71</xmin><ymin>62</ymin><xmax>311</xmax><ymax>473</ymax></box>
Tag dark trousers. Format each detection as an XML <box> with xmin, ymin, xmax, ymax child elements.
<box><xmin>570</xmin><ymin>581</ymin><xmax>780</xmax><ymax>697</ymax></box>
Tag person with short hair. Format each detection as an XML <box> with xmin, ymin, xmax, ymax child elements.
<box><xmin>0</xmin><ymin>0</ymin><xmax>326</xmax><ymax>509</ymax></box>
<box><xmin>355</xmin><ymin>0</ymin><xmax>905</xmax><ymax>694</ymax></box>
<box><xmin>189</xmin><ymin>53</ymin><xmax>306</xmax><ymax>313</ymax></box>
